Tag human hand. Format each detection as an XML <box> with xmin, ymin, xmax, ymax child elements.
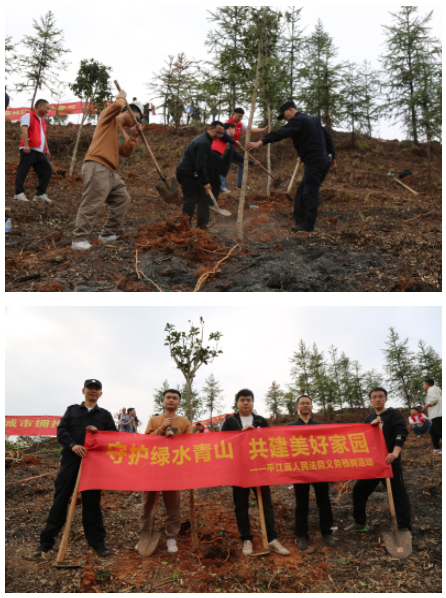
<box><xmin>162</xmin><ymin>418</ymin><xmax>173</xmax><ymax>430</ymax></box>
<box><xmin>72</xmin><ymin>445</ymin><xmax>87</xmax><ymax>457</ymax></box>
<box><xmin>385</xmin><ymin>451</ymin><xmax>399</xmax><ymax>464</ymax></box>
<box><xmin>46</xmin><ymin>150</ymin><xmax>51</xmax><ymax>160</ymax></box>
<box><xmin>165</xmin><ymin>429</ymin><xmax>174</xmax><ymax>438</ymax></box>
<box><xmin>204</xmin><ymin>184</ymin><xmax>212</xmax><ymax>192</ymax></box>
<box><xmin>245</xmin><ymin>141</ymin><xmax>262</xmax><ymax>151</ymax></box>
<box><xmin>23</xmin><ymin>146</ymin><xmax>31</xmax><ymax>154</ymax></box>
<box><xmin>132</xmin><ymin>124</ymin><xmax>143</xmax><ymax>134</ymax></box>
<box><xmin>242</xmin><ymin>425</ymin><xmax>255</xmax><ymax>431</ymax></box>
<box><xmin>85</xmin><ymin>426</ymin><xmax>98</xmax><ymax>433</ymax></box>
<box><xmin>297</xmin><ymin>157</ymin><xmax>301</xmax><ymax>165</ymax></box>
<box><xmin>370</xmin><ymin>419</ymin><xmax>380</xmax><ymax>427</ymax></box>
<box><xmin>330</xmin><ymin>159</ymin><xmax>337</xmax><ymax>171</ymax></box>
<box><xmin>263</xmin><ymin>126</ymin><xmax>270</xmax><ymax>133</ymax></box>
<box><xmin>117</xmin><ymin>90</ymin><xmax>127</xmax><ymax>99</ymax></box>
<box><xmin>254</xmin><ymin>160</ymin><xmax>260</xmax><ymax>166</ymax></box>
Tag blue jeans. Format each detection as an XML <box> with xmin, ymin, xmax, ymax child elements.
<box><xmin>219</xmin><ymin>175</ymin><xmax>226</xmax><ymax>190</ymax></box>
<box><xmin>413</xmin><ymin>421</ymin><xmax>431</xmax><ymax>436</ymax></box>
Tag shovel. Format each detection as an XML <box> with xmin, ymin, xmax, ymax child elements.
<box><xmin>250</xmin><ymin>486</ymin><xmax>270</xmax><ymax>557</ymax></box>
<box><xmin>387</xmin><ymin>172</ymin><xmax>418</xmax><ymax>196</ymax></box>
<box><xmin>286</xmin><ymin>159</ymin><xmax>301</xmax><ymax>201</ymax></box>
<box><xmin>114</xmin><ymin>81</ymin><xmax>181</xmax><ymax>203</ymax></box>
<box><xmin>238</xmin><ymin>143</ymin><xmax>283</xmax><ymax>188</ymax></box>
<box><xmin>378</xmin><ymin>417</ymin><xmax>412</xmax><ymax>559</ymax></box>
<box><xmin>206</xmin><ymin>189</ymin><xmax>232</xmax><ymax>216</ymax></box>
<box><xmin>138</xmin><ymin>491</ymin><xmax>161</xmax><ymax>557</ymax></box>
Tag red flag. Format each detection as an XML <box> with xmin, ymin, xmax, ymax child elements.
<box><xmin>80</xmin><ymin>424</ymin><xmax>392</xmax><ymax>491</ymax></box>
<box><xmin>5</xmin><ymin>416</ymin><xmax>61</xmax><ymax>436</ymax></box>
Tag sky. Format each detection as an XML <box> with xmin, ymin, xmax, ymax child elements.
<box><xmin>5</xmin><ymin>4</ymin><xmax>442</xmax><ymax>140</ymax></box>
<box><xmin>5</xmin><ymin>307</ymin><xmax>441</xmax><ymax>430</ymax></box>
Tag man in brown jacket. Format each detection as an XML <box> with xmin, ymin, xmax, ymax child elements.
<box><xmin>71</xmin><ymin>90</ymin><xmax>143</xmax><ymax>250</ymax></box>
<box><xmin>138</xmin><ymin>388</ymin><xmax>192</xmax><ymax>555</ymax></box>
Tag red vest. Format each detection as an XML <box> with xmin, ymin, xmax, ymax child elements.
<box><xmin>211</xmin><ymin>137</ymin><xmax>228</xmax><ymax>154</ymax></box>
<box><xmin>226</xmin><ymin>117</ymin><xmax>244</xmax><ymax>142</ymax></box>
<box><xmin>19</xmin><ymin>110</ymin><xmax>47</xmax><ymax>152</ymax></box>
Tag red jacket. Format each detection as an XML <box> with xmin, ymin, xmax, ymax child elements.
<box><xmin>19</xmin><ymin>110</ymin><xmax>47</xmax><ymax>153</ymax></box>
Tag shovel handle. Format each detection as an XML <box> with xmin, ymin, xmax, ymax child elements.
<box><xmin>114</xmin><ymin>80</ymin><xmax>166</xmax><ymax>182</ymax></box>
<box><xmin>287</xmin><ymin>160</ymin><xmax>300</xmax><ymax>194</ymax></box>
<box><xmin>394</xmin><ymin>177</ymin><xmax>418</xmax><ymax>196</ymax></box>
<box><xmin>378</xmin><ymin>417</ymin><xmax>401</xmax><ymax>546</ymax></box>
<box><xmin>56</xmin><ymin>461</ymin><xmax>82</xmax><ymax>563</ymax></box>
<box><xmin>206</xmin><ymin>189</ymin><xmax>221</xmax><ymax>211</ymax></box>
<box><xmin>256</xmin><ymin>486</ymin><xmax>269</xmax><ymax>552</ymax></box>
<box><xmin>238</xmin><ymin>143</ymin><xmax>279</xmax><ymax>182</ymax></box>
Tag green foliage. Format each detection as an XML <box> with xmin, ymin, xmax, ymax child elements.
<box><xmin>264</xmin><ymin>381</ymin><xmax>286</xmax><ymax>418</ymax></box>
<box><xmin>96</xmin><ymin>570</ymin><xmax>111</xmax><ymax>581</ymax></box>
<box><xmin>69</xmin><ymin>59</ymin><xmax>113</xmax><ymax>115</ymax></box>
<box><xmin>202</xmin><ymin>373</ymin><xmax>224</xmax><ymax>423</ymax></box>
<box><xmin>5</xmin><ymin>35</ymin><xmax>18</xmax><ymax>79</ymax></box>
<box><xmin>359</xmin><ymin>142</ymin><xmax>371</xmax><ymax>151</ymax></box>
<box><xmin>281</xmin><ymin>7</ymin><xmax>305</xmax><ymax>100</ymax></box>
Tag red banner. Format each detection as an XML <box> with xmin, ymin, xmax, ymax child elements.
<box><xmin>196</xmin><ymin>413</ymin><xmax>234</xmax><ymax>426</ymax></box>
<box><xmin>80</xmin><ymin>424</ymin><xmax>392</xmax><ymax>491</ymax></box>
<box><xmin>5</xmin><ymin>416</ymin><xmax>61</xmax><ymax>436</ymax></box>
<box><xmin>5</xmin><ymin>102</ymin><xmax>113</xmax><ymax>121</ymax></box>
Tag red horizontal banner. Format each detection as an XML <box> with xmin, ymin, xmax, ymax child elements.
<box><xmin>196</xmin><ymin>413</ymin><xmax>234</xmax><ymax>426</ymax></box>
<box><xmin>80</xmin><ymin>424</ymin><xmax>392</xmax><ymax>491</ymax></box>
<box><xmin>5</xmin><ymin>416</ymin><xmax>62</xmax><ymax>436</ymax></box>
<box><xmin>5</xmin><ymin>102</ymin><xmax>113</xmax><ymax>121</ymax></box>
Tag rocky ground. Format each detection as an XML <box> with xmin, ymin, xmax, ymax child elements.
<box><xmin>5</xmin><ymin>121</ymin><xmax>442</xmax><ymax>292</ymax></box>
<box><xmin>5</xmin><ymin>413</ymin><xmax>442</xmax><ymax>593</ymax></box>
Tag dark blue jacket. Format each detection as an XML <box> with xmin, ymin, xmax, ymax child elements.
<box><xmin>261</xmin><ymin>112</ymin><xmax>335</xmax><ymax>164</ymax></box>
<box><xmin>176</xmin><ymin>132</ymin><xmax>214</xmax><ymax>186</ymax></box>
<box><xmin>57</xmin><ymin>402</ymin><xmax>117</xmax><ymax>455</ymax></box>
<box><xmin>5</xmin><ymin>92</ymin><xmax>10</xmax><ymax>110</ymax></box>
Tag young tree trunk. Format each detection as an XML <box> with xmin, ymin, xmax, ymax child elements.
<box><xmin>266</xmin><ymin>105</ymin><xmax>272</xmax><ymax>197</ymax></box>
<box><xmin>236</xmin><ymin>9</ymin><xmax>266</xmax><ymax>241</ymax></box>
<box><xmin>69</xmin><ymin>98</ymin><xmax>90</xmax><ymax>176</ymax></box>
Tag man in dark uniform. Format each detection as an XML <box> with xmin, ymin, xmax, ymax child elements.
<box><xmin>345</xmin><ymin>387</ymin><xmax>411</xmax><ymax>533</ymax></box>
<box><xmin>287</xmin><ymin>395</ymin><xmax>335</xmax><ymax>550</ymax></box>
<box><xmin>33</xmin><ymin>379</ymin><xmax>117</xmax><ymax>558</ymax></box>
<box><xmin>246</xmin><ymin>100</ymin><xmax>336</xmax><ymax>233</ymax></box>
<box><xmin>176</xmin><ymin>121</ymin><xmax>224</xmax><ymax>230</ymax></box>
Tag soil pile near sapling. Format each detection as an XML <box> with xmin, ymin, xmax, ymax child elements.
<box><xmin>4</xmin><ymin>121</ymin><xmax>442</xmax><ymax>292</ymax></box>
<box><xmin>4</xmin><ymin>416</ymin><xmax>442</xmax><ymax>593</ymax></box>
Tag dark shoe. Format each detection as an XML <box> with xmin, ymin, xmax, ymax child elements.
<box><xmin>291</xmin><ymin>225</ymin><xmax>314</xmax><ymax>233</ymax></box>
<box><xmin>297</xmin><ymin>537</ymin><xmax>308</xmax><ymax>551</ymax></box>
<box><xmin>95</xmin><ymin>546</ymin><xmax>110</xmax><ymax>557</ymax></box>
<box><xmin>33</xmin><ymin>545</ymin><xmax>51</xmax><ymax>557</ymax></box>
<box><xmin>323</xmin><ymin>534</ymin><xmax>336</xmax><ymax>547</ymax></box>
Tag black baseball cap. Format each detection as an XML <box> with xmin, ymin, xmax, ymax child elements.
<box><xmin>277</xmin><ymin>101</ymin><xmax>297</xmax><ymax>121</ymax></box>
<box><xmin>84</xmin><ymin>379</ymin><xmax>102</xmax><ymax>389</ymax></box>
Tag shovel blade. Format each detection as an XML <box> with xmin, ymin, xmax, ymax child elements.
<box><xmin>382</xmin><ymin>530</ymin><xmax>412</xmax><ymax>559</ymax></box>
<box><xmin>155</xmin><ymin>181</ymin><xmax>177</xmax><ymax>203</ymax></box>
<box><xmin>209</xmin><ymin>205</ymin><xmax>232</xmax><ymax>217</ymax></box>
<box><xmin>165</xmin><ymin>176</ymin><xmax>181</xmax><ymax>201</ymax></box>
<box><xmin>273</xmin><ymin>178</ymin><xmax>283</xmax><ymax>188</ymax></box>
<box><xmin>138</xmin><ymin>528</ymin><xmax>161</xmax><ymax>557</ymax></box>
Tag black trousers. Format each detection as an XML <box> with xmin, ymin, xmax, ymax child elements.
<box><xmin>177</xmin><ymin>172</ymin><xmax>212</xmax><ymax>229</ymax></box>
<box><xmin>232</xmin><ymin>485</ymin><xmax>277</xmax><ymax>543</ymax></box>
<box><xmin>352</xmin><ymin>460</ymin><xmax>411</xmax><ymax>530</ymax></box>
<box><xmin>430</xmin><ymin>417</ymin><xmax>442</xmax><ymax>449</ymax></box>
<box><xmin>40</xmin><ymin>453</ymin><xmax>106</xmax><ymax>549</ymax></box>
<box><xmin>15</xmin><ymin>149</ymin><xmax>52</xmax><ymax>195</ymax></box>
<box><xmin>294</xmin><ymin>159</ymin><xmax>330</xmax><ymax>230</ymax></box>
<box><xmin>293</xmin><ymin>482</ymin><xmax>333</xmax><ymax>538</ymax></box>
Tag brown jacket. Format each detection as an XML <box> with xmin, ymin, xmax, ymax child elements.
<box><xmin>84</xmin><ymin>97</ymin><xmax>138</xmax><ymax>172</ymax></box>
<box><xmin>145</xmin><ymin>414</ymin><xmax>193</xmax><ymax>436</ymax></box>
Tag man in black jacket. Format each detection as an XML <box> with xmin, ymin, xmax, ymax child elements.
<box><xmin>345</xmin><ymin>387</ymin><xmax>411</xmax><ymax>532</ymax></box>
<box><xmin>221</xmin><ymin>389</ymin><xmax>290</xmax><ymax>557</ymax></box>
<box><xmin>176</xmin><ymin>121</ymin><xmax>225</xmax><ymax>229</ymax></box>
<box><xmin>246</xmin><ymin>100</ymin><xmax>336</xmax><ymax>233</ymax></box>
<box><xmin>33</xmin><ymin>379</ymin><xmax>117</xmax><ymax>558</ymax></box>
<box><xmin>287</xmin><ymin>395</ymin><xmax>335</xmax><ymax>550</ymax></box>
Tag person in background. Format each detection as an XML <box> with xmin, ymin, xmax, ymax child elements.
<box><xmin>221</xmin><ymin>389</ymin><xmax>290</xmax><ymax>557</ymax></box>
<box><xmin>138</xmin><ymin>389</ymin><xmax>193</xmax><ymax>554</ymax></box>
<box><xmin>143</xmin><ymin>103</ymin><xmax>150</xmax><ymax>124</ymax></box>
<box><xmin>186</xmin><ymin>104</ymin><xmax>193</xmax><ymax>125</ymax></box>
<box><xmin>5</xmin><ymin>88</ymin><xmax>10</xmax><ymax>110</ymax></box>
<box><xmin>408</xmin><ymin>406</ymin><xmax>431</xmax><ymax>438</ymax></box>
<box><xmin>14</xmin><ymin>99</ymin><xmax>53</xmax><ymax>203</ymax></box>
<box><xmin>345</xmin><ymin>387</ymin><xmax>411</xmax><ymax>533</ymax></box>
<box><xmin>121</xmin><ymin>408</ymin><xmax>138</xmax><ymax>433</ymax></box>
<box><xmin>422</xmin><ymin>378</ymin><xmax>442</xmax><ymax>455</ymax></box>
<box><xmin>33</xmin><ymin>379</ymin><xmax>116</xmax><ymax>558</ymax></box>
<box><xmin>118</xmin><ymin>407</ymin><xmax>126</xmax><ymax>431</ymax></box>
<box><xmin>195</xmin><ymin>422</ymin><xmax>209</xmax><ymax>433</ymax></box>
<box><xmin>287</xmin><ymin>395</ymin><xmax>335</xmax><ymax>550</ymax></box>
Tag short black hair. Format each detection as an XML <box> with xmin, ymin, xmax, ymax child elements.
<box><xmin>163</xmin><ymin>388</ymin><xmax>181</xmax><ymax>400</ymax></box>
<box><xmin>35</xmin><ymin>99</ymin><xmax>49</xmax><ymax>108</ymax></box>
<box><xmin>123</xmin><ymin>104</ymin><xmax>142</xmax><ymax>120</ymax></box>
<box><xmin>196</xmin><ymin>422</ymin><xmax>203</xmax><ymax>427</ymax></box>
<box><xmin>234</xmin><ymin>107</ymin><xmax>245</xmax><ymax>115</ymax></box>
<box><xmin>127</xmin><ymin>407</ymin><xmax>135</xmax><ymax>414</ymax></box>
<box><xmin>297</xmin><ymin>395</ymin><xmax>312</xmax><ymax>405</ymax></box>
<box><xmin>425</xmin><ymin>378</ymin><xmax>435</xmax><ymax>387</ymax></box>
<box><xmin>209</xmin><ymin>120</ymin><xmax>224</xmax><ymax>129</ymax></box>
<box><xmin>236</xmin><ymin>389</ymin><xmax>254</xmax><ymax>401</ymax></box>
<box><xmin>369</xmin><ymin>387</ymin><xmax>388</xmax><ymax>399</ymax></box>
<box><xmin>411</xmin><ymin>406</ymin><xmax>422</xmax><ymax>412</ymax></box>
<box><xmin>224</xmin><ymin>122</ymin><xmax>235</xmax><ymax>130</ymax></box>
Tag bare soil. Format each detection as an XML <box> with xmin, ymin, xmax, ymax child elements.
<box><xmin>5</xmin><ymin>121</ymin><xmax>441</xmax><ymax>292</ymax></box>
<box><xmin>5</xmin><ymin>414</ymin><xmax>442</xmax><ymax>593</ymax></box>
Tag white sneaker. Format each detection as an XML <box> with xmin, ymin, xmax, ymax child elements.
<box><xmin>135</xmin><ymin>543</ymin><xmax>138</xmax><ymax>550</ymax></box>
<box><xmin>221</xmin><ymin>188</ymin><xmax>231</xmax><ymax>194</ymax></box>
<box><xmin>72</xmin><ymin>240</ymin><xmax>92</xmax><ymax>250</ymax></box>
<box><xmin>33</xmin><ymin>194</ymin><xmax>52</xmax><ymax>203</ymax></box>
<box><xmin>433</xmin><ymin>449</ymin><xmax>442</xmax><ymax>455</ymax></box>
<box><xmin>242</xmin><ymin>540</ymin><xmax>253</xmax><ymax>556</ymax></box>
<box><xmin>98</xmin><ymin>234</ymin><xmax>117</xmax><ymax>243</ymax></box>
<box><xmin>166</xmin><ymin>539</ymin><xmax>178</xmax><ymax>553</ymax></box>
<box><xmin>14</xmin><ymin>193</ymin><xmax>29</xmax><ymax>202</ymax></box>
<box><xmin>268</xmin><ymin>539</ymin><xmax>290</xmax><ymax>556</ymax></box>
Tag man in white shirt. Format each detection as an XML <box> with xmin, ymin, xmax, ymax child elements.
<box><xmin>14</xmin><ymin>99</ymin><xmax>53</xmax><ymax>203</ymax></box>
<box><xmin>422</xmin><ymin>378</ymin><xmax>442</xmax><ymax>454</ymax></box>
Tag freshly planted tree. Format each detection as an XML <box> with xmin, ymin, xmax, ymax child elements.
<box><xmin>202</xmin><ymin>374</ymin><xmax>224</xmax><ymax>425</ymax></box>
<box><xmin>16</xmin><ymin>11</ymin><xmax>70</xmax><ymax>108</ymax></box>
<box><xmin>68</xmin><ymin>59</ymin><xmax>113</xmax><ymax>175</ymax></box>
<box><xmin>356</xmin><ymin>60</ymin><xmax>383</xmax><ymax>138</ymax></box>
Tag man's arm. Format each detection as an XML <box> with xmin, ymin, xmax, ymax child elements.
<box><xmin>322</xmin><ymin>127</ymin><xmax>335</xmax><ymax>159</ymax></box>
<box><xmin>56</xmin><ymin>407</ymin><xmax>76</xmax><ymax>450</ymax></box>
<box><xmin>99</xmin><ymin>93</ymin><xmax>127</xmax><ymax>126</ymax></box>
<box><xmin>145</xmin><ymin>417</ymin><xmax>167</xmax><ymax>436</ymax></box>
<box><xmin>195</xmin><ymin>143</ymin><xmax>211</xmax><ymax>187</ymax></box>
<box><xmin>21</xmin><ymin>125</ymin><xmax>30</xmax><ymax>153</ymax></box>
<box><xmin>246</xmin><ymin>120</ymin><xmax>299</xmax><ymax>151</ymax></box>
<box><xmin>119</xmin><ymin>125</ymin><xmax>140</xmax><ymax>158</ymax></box>
<box><xmin>222</xmin><ymin>131</ymin><xmax>236</xmax><ymax>146</ymax></box>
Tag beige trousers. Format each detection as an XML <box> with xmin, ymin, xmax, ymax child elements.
<box><xmin>139</xmin><ymin>490</ymin><xmax>181</xmax><ymax>540</ymax></box>
<box><xmin>72</xmin><ymin>160</ymin><xmax>130</xmax><ymax>242</ymax></box>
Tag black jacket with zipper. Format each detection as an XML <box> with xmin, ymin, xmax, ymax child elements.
<box><xmin>176</xmin><ymin>132</ymin><xmax>213</xmax><ymax>186</ymax></box>
<box><xmin>221</xmin><ymin>412</ymin><xmax>270</xmax><ymax>431</ymax></box>
<box><xmin>287</xmin><ymin>417</ymin><xmax>323</xmax><ymax>426</ymax></box>
<box><xmin>362</xmin><ymin>407</ymin><xmax>408</xmax><ymax>463</ymax></box>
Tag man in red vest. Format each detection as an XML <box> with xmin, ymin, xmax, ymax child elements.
<box><xmin>14</xmin><ymin>99</ymin><xmax>53</xmax><ymax>203</ymax></box>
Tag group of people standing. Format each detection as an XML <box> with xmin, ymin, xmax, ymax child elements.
<box><xmin>32</xmin><ymin>376</ymin><xmax>441</xmax><ymax>560</ymax></box>
<box><xmin>118</xmin><ymin>407</ymin><xmax>141</xmax><ymax>433</ymax></box>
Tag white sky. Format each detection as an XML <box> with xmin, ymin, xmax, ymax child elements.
<box><xmin>5</xmin><ymin>307</ymin><xmax>441</xmax><ymax>428</ymax></box>
<box><xmin>5</xmin><ymin>4</ymin><xmax>442</xmax><ymax>140</ymax></box>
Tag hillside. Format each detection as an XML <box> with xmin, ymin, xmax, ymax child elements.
<box><xmin>5</xmin><ymin>121</ymin><xmax>442</xmax><ymax>292</ymax></box>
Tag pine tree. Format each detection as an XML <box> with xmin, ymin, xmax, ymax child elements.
<box><xmin>340</xmin><ymin>62</ymin><xmax>369</xmax><ymax>144</ymax></box>
<box><xmin>16</xmin><ymin>11</ymin><xmax>70</xmax><ymax>108</ymax></box>
<box><xmin>382</xmin><ymin>327</ymin><xmax>417</xmax><ymax>407</ymax></box>
<box><xmin>265</xmin><ymin>381</ymin><xmax>285</xmax><ymax>418</ymax></box>
<box><xmin>5</xmin><ymin>36</ymin><xmax>18</xmax><ymax>79</ymax></box>
<box><xmin>153</xmin><ymin>379</ymin><xmax>172</xmax><ymax>414</ymax></box>
<box><xmin>289</xmin><ymin>340</ymin><xmax>312</xmax><ymax>396</ymax></box>
<box><xmin>281</xmin><ymin>7</ymin><xmax>305</xmax><ymax>100</ymax></box>
<box><xmin>297</xmin><ymin>19</ymin><xmax>344</xmax><ymax>130</ymax></box>
<box><xmin>177</xmin><ymin>383</ymin><xmax>204</xmax><ymax>422</ymax></box>
<box><xmin>363</xmin><ymin>369</ymin><xmax>385</xmax><ymax>397</ymax></box>
<box><xmin>202</xmin><ymin>373</ymin><xmax>224</xmax><ymax>424</ymax></box>
<box><xmin>68</xmin><ymin>59</ymin><xmax>113</xmax><ymax>175</ymax></box>
<box><xmin>416</xmin><ymin>340</ymin><xmax>442</xmax><ymax>392</ymax></box>
<box><xmin>349</xmin><ymin>360</ymin><xmax>368</xmax><ymax>408</ymax></box>
<box><xmin>356</xmin><ymin>60</ymin><xmax>383</xmax><ymax>138</ymax></box>
<box><xmin>380</xmin><ymin>6</ymin><xmax>437</xmax><ymax>144</ymax></box>
<box><xmin>283</xmin><ymin>391</ymin><xmax>296</xmax><ymax>417</ymax></box>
